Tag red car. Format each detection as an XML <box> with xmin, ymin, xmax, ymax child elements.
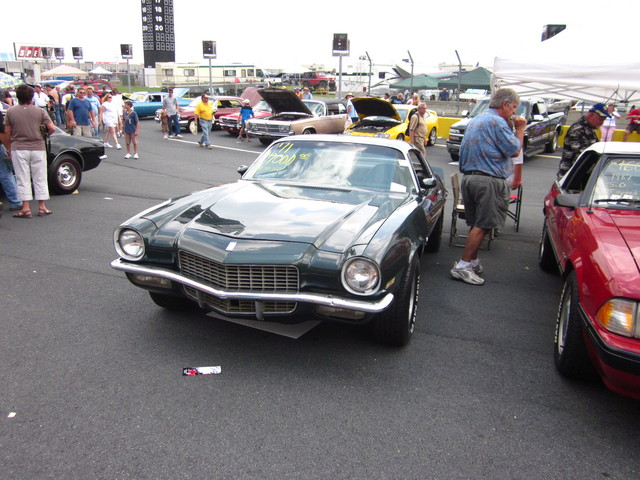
<box><xmin>539</xmin><ymin>142</ymin><xmax>640</xmax><ymax>400</ymax></box>
<box><xmin>155</xmin><ymin>96</ymin><xmax>243</xmax><ymax>133</ymax></box>
<box><xmin>218</xmin><ymin>100</ymin><xmax>272</xmax><ymax>135</ymax></box>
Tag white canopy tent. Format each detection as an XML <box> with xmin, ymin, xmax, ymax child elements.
<box><xmin>41</xmin><ymin>64</ymin><xmax>87</xmax><ymax>77</ymax></box>
<box><xmin>492</xmin><ymin>27</ymin><xmax>640</xmax><ymax>106</ymax></box>
<box><xmin>89</xmin><ymin>66</ymin><xmax>113</xmax><ymax>75</ymax></box>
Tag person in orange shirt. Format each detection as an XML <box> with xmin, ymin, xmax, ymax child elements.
<box><xmin>193</xmin><ymin>94</ymin><xmax>216</xmax><ymax>149</ymax></box>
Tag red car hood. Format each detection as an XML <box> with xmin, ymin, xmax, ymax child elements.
<box><xmin>591</xmin><ymin>209</ymin><xmax>640</xmax><ymax>291</ymax></box>
<box><xmin>607</xmin><ymin>210</ymin><xmax>640</xmax><ymax>266</ymax></box>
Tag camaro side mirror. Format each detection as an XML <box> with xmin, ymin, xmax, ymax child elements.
<box><xmin>554</xmin><ymin>193</ymin><xmax>580</xmax><ymax>209</ymax></box>
<box><xmin>237</xmin><ymin>165</ymin><xmax>248</xmax><ymax>176</ymax></box>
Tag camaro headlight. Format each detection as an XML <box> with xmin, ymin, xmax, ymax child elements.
<box><xmin>374</xmin><ymin>133</ymin><xmax>391</xmax><ymax>138</ymax></box>
<box><xmin>449</xmin><ymin>128</ymin><xmax>460</xmax><ymax>135</ymax></box>
<box><xmin>341</xmin><ymin>257</ymin><xmax>380</xmax><ymax>295</ymax></box>
<box><xmin>278</xmin><ymin>125</ymin><xmax>291</xmax><ymax>133</ymax></box>
<box><xmin>596</xmin><ymin>298</ymin><xmax>639</xmax><ymax>338</ymax></box>
<box><xmin>115</xmin><ymin>228</ymin><xmax>145</xmax><ymax>261</ymax></box>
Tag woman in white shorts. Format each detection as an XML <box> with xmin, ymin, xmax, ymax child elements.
<box><xmin>100</xmin><ymin>94</ymin><xmax>121</xmax><ymax>149</ymax></box>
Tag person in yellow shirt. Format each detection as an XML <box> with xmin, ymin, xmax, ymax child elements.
<box><xmin>193</xmin><ymin>94</ymin><xmax>217</xmax><ymax>149</ymax></box>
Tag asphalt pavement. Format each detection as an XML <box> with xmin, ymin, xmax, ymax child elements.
<box><xmin>1</xmin><ymin>120</ymin><xmax>639</xmax><ymax>480</ymax></box>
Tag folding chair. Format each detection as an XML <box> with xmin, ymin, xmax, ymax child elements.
<box><xmin>506</xmin><ymin>182</ymin><xmax>523</xmax><ymax>232</ymax></box>
<box><xmin>449</xmin><ymin>172</ymin><xmax>493</xmax><ymax>250</ymax></box>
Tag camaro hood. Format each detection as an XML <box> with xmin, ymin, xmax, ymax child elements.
<box><xmin>352</xmin><ymin>97</ymin><xmax>401</xmax><ymax>121</ymax></box>
<box><xmin>146</xmin><ymin>181</ymin><xmax>408</xmax><ymax>254</ymax></box>
<box><xmin>258</xmin><ymin>88</ymin><xmax>312</xmax><ymax>115</ymax></box>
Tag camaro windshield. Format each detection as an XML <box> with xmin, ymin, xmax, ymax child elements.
<box><xmin>591</xmin><ymin>157</ymin><xmax>640</xmax><ymax>206</ymax></box>
<box><xmin>244</xmin><ymin>140</ymin><xmax>415</xmax><ymax>193</ymax></box>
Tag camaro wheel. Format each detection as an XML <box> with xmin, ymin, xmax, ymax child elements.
<box><xmin>554</xmin><ymin>271</ymin><xmax>596</xmax><ymax>379</ymax></box>
<box><xmin>424</xmin><ymin>213</ymin><xmax>443</xmax><ymax>253</ymax></box>
<box><xmin>48</xmin><ymin>154</ymin><xmax>82</xmax><ymax>195</ymax></box>
<box><xmin>149</xmin><ymin>292</ymin><xmax>199</xmax><ymax>311</ymax></box>
<box><xmin>259</xmin><ymin>138</ymin><xmax>272</xmax><ymax>145</ymax></box>
<box><xmin>538</xmin><ymin>222</ymin><xmax>557</xmax><ymax>273</ymax></box>
<box><xmin>396</xmin><ymin>133</ymin><xmax>405</xmax><ymax>141</ymax></box>
<box><xmin>188</xmin><ymin>120</ymin><xmax>198</xmax><ymax>135</ymax></box>
<box><xmin>372</xmin><ymin>257</ymin><xmax>420</xmax><ymax>346</ymax></box>
<box><xmin>427</xmin><ymin>128</ymin><xmax>437</xmax><ymax>146</ymax></box>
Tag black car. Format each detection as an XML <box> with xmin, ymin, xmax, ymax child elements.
<box><xmin>1</xmin><ymin>99</ymin><xmax>105</xmax><ymax>195</ymax></box>
<box><xmin>112</xmin><ymin>135</ymin><xmax>447</xmax><ymax>346</ymax></box>
<box><xmin>46</xmin><ymin>127</ymin><xmax>106</xmax><ymax>194</ymax></box>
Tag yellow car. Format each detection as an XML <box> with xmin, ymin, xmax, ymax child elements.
<box><xmin>344</xmin><ymin>97</ymin><xmax>439</xmax><ymax>146</ymax></box>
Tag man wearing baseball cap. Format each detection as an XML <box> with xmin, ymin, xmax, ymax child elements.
<box><xmin>557</xmin><ymin>102</ymin><xmax>610</xmax><ymax>177</ymax></box>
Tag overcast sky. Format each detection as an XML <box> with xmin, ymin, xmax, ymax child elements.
<box><xmin>3</xmin><ymin>0</ymin><xmax>630</xmax><ymax>74</ymax></box>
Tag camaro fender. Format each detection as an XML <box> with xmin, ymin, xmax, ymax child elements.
<box><xmin>362</xmin><ymin>198</ymin><xmax>430</xmax><ymax>295</ymax></box>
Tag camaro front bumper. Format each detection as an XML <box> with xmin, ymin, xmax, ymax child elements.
<box><xmin>111</xmin><ymin>258</ymin><xmax>394</xmax><ymax>314</ymax></box>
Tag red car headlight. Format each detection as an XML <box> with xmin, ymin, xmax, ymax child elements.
<box><xmin>596</xmin><ymin>299</ymin><xmax>639</xmax><ymax>338</ymax></box>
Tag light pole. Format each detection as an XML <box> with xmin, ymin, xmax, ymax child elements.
<box><xmin>455</xmin><ymin>50</ymin><xmax>462</xmax><ymax>114</ymax></box>
<box><xmin>402</xmin><ymin>50</ymin><xmax>414</xmax><ymax>94</ymax></box>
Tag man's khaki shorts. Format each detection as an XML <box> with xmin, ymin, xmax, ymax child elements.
<box><xmin>461</xmin><ymin>173</ymin><xmax>509</xmax><ymax>230</ymax></box>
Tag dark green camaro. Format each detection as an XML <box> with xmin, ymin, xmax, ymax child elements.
<box><xmin>112</xmin><ymin>135</ymin><xmax>446</xmax><ymax>345</ymax></box>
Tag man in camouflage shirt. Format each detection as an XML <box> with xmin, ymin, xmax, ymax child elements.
<box><xmin>557</xmin><ymin>103</ymin><xmax>610</xmax><ymax>177</ymax></box>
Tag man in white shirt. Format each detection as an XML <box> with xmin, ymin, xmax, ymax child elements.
<box><xmin>33</xmin><ymin>84</ymin><xmax>49</xmax><ymax>109</ymax></box>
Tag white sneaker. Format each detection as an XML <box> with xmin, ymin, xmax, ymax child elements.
<box><xmin>175</xmin><ymin>134</ymin><xmax>183</xmax><ymax>138</ymax></box>
<box><xmin>133</xmin><ymin>153</ymin><xmax>139</xmax><ymax>159</ymax></box>
<box><xmin>104</xmin><ymin>143</ymin><xmax>113</xmax><ymax>148</ymax></box>
<box><xmin>472</xmin><ymin>262</ymin><xmax>484</xmax><ymax>274</ymax></box>
<box><xmin>450</xmin><ymin>263</ymin><xmax>485</xmax><ymax>285</ymax></box>
<box><xmin>163</xmin><ymin>134</ymin><xmax>168</xmax><ymax>139</ymax></box>
<box><xmin>116</xmin><ymin>144</ymin><xmax>121</xmax><ymax>149</ymax></box>
<box><xmin>168</xmin><ymin>135</ymin><xmax>174</xmax><ymax>138</ymax></box>
<box><xmin>124</xmin><ymin>153</ymin><xmax>131</xmax><ymax>159</ymax></box>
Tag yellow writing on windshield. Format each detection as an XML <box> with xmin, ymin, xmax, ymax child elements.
<box><xmin>256</xmin><ymin>142</ymin><xmax>311</xmax><ymax>174</ymax></box>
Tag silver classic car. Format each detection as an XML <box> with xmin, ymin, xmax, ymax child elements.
<box><xmin>246</xmin><ymin>88</ymin><xmax>348</xmax><ymax>145</ymax></box>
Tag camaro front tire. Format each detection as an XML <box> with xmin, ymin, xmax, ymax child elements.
<box><xmin>372</xmin><ymin>257</ymin><xmax>420</xmax><ymax>347</ymax></box>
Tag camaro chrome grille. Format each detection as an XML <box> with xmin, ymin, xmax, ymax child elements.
<box><xmin>184</xmin><ymin>287</ymin><xmax>296</xmax><ymax>314</ymax></box>
<box><xmin>179</xmin><ymin>251</ymin><xmax>299</xmax><ymax>292</ymax></box>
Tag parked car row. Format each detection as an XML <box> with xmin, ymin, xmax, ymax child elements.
<box><xmin>150</xmin><ymin>87</ymin><xmax>442</xmax><ymax>149</ymax></box>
